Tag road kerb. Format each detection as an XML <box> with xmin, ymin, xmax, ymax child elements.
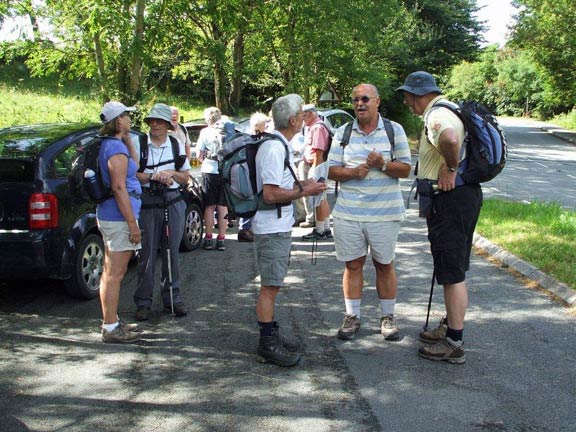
<box><xmin>473</xmin><ymin>233</ymin><xmax>576</xmax><ymax>306</ymax></box>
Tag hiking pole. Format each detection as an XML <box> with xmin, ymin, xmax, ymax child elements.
<box><xmin>163</xmin><ymin>189</ymin><xmax>175</xmax><ymax>315</ymax></box>
<box><xmin>424</xmin><ymin>270</ymin><xmax>436</xmax><ymax>331</ymax></box>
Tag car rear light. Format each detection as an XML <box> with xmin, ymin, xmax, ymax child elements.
<box><xmin>29</xmin><ymin>193</ymin><xmax>59</xmax><ymax>229</ymax></box>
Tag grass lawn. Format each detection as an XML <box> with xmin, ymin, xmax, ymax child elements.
<box><xmin>476</xmin><ymin>199</ymin><xmax>576</xmax><ymax>291</ymax></box>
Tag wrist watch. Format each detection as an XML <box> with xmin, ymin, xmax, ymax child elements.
<box><xmin>381</xmin><ymin>160</ymin><xmax>388</xmax><ymax>172</ymax></box>
<box><xmin>447</xmin><ymin>167</ymin><xmax>457</xmax><ymax>173</ymax></box>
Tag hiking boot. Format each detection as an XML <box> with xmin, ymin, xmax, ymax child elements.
<box><xmin>337</xmin><ymin>314</ymin><xmax>361</xmax><ymax>340</ymax></box>
<box><xmin>302</xmin><ymin>229</ymin><xmax>325</xmax><ymax>241</ymax></box>
<box><xmin>272</xmin><ymin>323</ymin><xmax>301</xmax><ymax>352</ymax></box>
<box><xmin>380</xmin><ymin>314</ymin><xmax>400</xmax><ymax>341</ymax></box>
<box><xmin>238</xmin><ymin>229</ymin><xmax>254</xmax><ymax>243</ymax></box>
<box><xmin>216</xmin><ymin>239</ymin><xmax>226</xmax><ymax>251</ymax></box>
<box><xmin>322</xmin><ymin>229</ymin><xmax>333</xmax><ymax>239</ymax></box>
<box><xmin>134</xmin><ymin>306</ymin><xmax>151</xmax><ymax>322</ymax></box>
<box><xmin>257</xmin><ymin>336</ymin><xmax>301</xmax><ymax>367</ymax></box>
<box><xmin>164</xmin><ymin>303</ymin><xmax>188</xmax><ymax>317</ymax></box>
<box><xmin>419</xmin><ymin>317</ymin><xmax>447</xmax><ymax>344</ymax></box>
<box><xmin>202</xmin><ymin>238</ymin><xmax>215</xmax><ymax>250</ymax></box>
<box><xmin>102</xmin><ymin>325</ymin><xmax>140</xmax><ymax>344</ymax></box>
<box><xmin>299</xmin><ymin>221</ymin><xmax>315</xmax><ymax>228</ymax></box>
<box><xmin>418</xmin><ymin>338</ymin><xmax>465</xmax><ymax>364</ymax></box>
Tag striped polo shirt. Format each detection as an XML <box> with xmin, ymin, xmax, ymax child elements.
<box><xmin>328</xmin><ymin>116</ymin><xmax>412</xmax><ymax>222</ymax></box>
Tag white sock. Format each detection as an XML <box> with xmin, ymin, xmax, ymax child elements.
<box><xmin>103</xmin><ymin>322</ymin><xmax>119</xmax><ymax>332</ymax></box>
<box><xmin>379</xmin><ymin>298</ymin><xmax>396</xmax><ymax>316</ymax></box>
<box><xmin>344</xmin><ymin>298</ymin><xmax>362</xmax><ymax>318</ymax></box>
<box><xmin>323</xmin><ymin>219</ymin><xmax>331</xmax><ymax>231</ymax></box>
<box><xmin>316</xmin><ymin>219</ymin><xmax>325</xmax><ymax>233</ymax></box>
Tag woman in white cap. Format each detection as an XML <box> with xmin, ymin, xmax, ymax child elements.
<box><xmin>97</xmin><ymin>101</ymin><xmax>142</xmax><ymax>344</ymax></box>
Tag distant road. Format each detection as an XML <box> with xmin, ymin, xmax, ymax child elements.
<box><xmin>483</xmin><ymin>117</ymin><xmax>576</xmax><ymax>210</ymax></box>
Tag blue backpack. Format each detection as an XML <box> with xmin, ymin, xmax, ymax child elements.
<box><xmin>430</xmin><ymin>101</ymin><xmax>507</xmax><ymax>185</ymax></box>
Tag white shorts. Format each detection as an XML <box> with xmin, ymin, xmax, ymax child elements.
<box><xmin>97</xmin><ymin>220</ymin><xmax>141</xmax><ymax>252</ymax></box>
<box><xmin>333</xmin><ymin>218</ymin><xmax>401</xmax><ymax>264</ymax></box>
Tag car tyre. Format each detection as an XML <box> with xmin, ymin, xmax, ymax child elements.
<box><xmin>181</xmin><ymin>202</ymin><xmax>203</xmax><ymax>251</ymax></box>
<box><xmin>64</xmin><ymin>233</ymin><xmax>104</xmax><ymax>299</ymax></box>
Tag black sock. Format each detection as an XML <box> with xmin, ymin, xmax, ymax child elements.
<box><xmin>258</xmin><ymin>321</ymin><xmax>274</xmax><ymax>337</ymax></box>
<box><xmin>446</xmin><ymin>327</ymin><xmax>463</xmax><ymax>343</ymax></box>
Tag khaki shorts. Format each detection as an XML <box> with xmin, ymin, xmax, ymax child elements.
<box><xmin>254</xmin><ymin>232</ymin><xmax>292</xmax><ymax>287</ymax></box>
<box><xmin>333</xmin><ymin>218</ymin><xmax>400</xmax><ymax>264</ymax></box>
<box><xmin>97</xmin><ymin>220</ymin><xmax>141</xmax><ymax>252</ymax></box>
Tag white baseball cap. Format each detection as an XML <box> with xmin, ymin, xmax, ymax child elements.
<box><xmin>100</xmin><ymin>101</ymin><xmax>137</xmax><ymax>123</ymax></box>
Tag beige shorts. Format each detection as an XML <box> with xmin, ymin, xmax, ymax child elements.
<box><xmin>97</xmin><ymin>220</ymin><xmax>141</xmax><ymax>252</ymax></box>
<box><xmin>333</xmin><ymin>218</ymin><xmax>400</xmax><ymax>264</ymax></box>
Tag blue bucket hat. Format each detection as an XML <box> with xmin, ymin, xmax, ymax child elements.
<box><xmin>396</xmin><ymin>71</ymin><xmax>443</xmax><ymax>96</ymax></box>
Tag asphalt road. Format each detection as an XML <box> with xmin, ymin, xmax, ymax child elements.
<box><xmin>0</xmin><ymin>117</ymin><xmax>575</xmax><ymax>432</ymax></box>
<box><xmin>483</xmin><ymin>117</ymin><xmax>576</xmax><ymax>209</ymax></box>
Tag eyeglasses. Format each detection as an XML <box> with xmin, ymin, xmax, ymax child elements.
<box><xmin>351</xmin><ymin>96</ymin><xmax>372</xmax><ymax>104</ymax></box>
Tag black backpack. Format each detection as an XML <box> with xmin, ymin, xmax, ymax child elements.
<box><xmin>334</xmin><ymin>119</ymin><xmax>396</xmax><ymax>196</ymax></box>
<box><xmin>218</xmin><ymin>132</ymin><xmax>302</xmax><ymax>218</ymax></box>
<box><xmin>81</xmin><ymin>137</ymin><xmax>113</xmax><ymax>204</ymax></box>
<box><xmin>427</xmin><ymin>101</ymin><xmax>507</xmax><ymax>185</ymax></box>
<box><xmin>137</xmin><ymin>135</ymin><xmax>187</xmax><ymax>173</ymax></box>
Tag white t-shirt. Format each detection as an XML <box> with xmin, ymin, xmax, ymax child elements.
<box><xmin>252</xmin><ymin>131</ymin><xmax>296</xmax><ymax>234</ymax></box>
<box><xmin>197</xmin><ymin>126</ymin><xmax>222</xmax><ymax>174</ymax></box>
<box><xmin>134</xmin><ymin>135</ymin><xmax>191</xmax><ymax>190</ymax></box>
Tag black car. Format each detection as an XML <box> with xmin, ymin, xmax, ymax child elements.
<box><xmin>0</xmin><ymin>123</ymin><xmax>204</xmax><ymax>300</ymax></box>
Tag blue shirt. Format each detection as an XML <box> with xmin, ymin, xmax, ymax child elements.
<box><xmin>328</xmin><ymin>116</ymin><xmax>412</xmax><ymax>222</ymax></box>
<box><xmin>96</xmin><ymin>137</ymin><xmax>142</xmax><ymax>222</ymax></box>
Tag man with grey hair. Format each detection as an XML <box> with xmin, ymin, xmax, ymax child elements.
<box><xmin>253</xmin><ymin>93</ymin><xmax>327</xmax><ymax>367</ymax></box>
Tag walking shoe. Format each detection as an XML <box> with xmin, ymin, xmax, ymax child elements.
<box><xmin>134</xmin><ymin>306</ymin><xmax>151</xmax><ymax>322</ymax></box>
<box><xmin>102</xmin><ymin>320</ymin><xmax>139</xmax><ymax>333</ymax></box>
<box><xmin>380</xmin><ymin>314</ymin><xmax>400</xmax><ymax>341</ymax></box>
<box><xmin>418</xmin><ymin>338</ymin><xmax>465</xmax><ymax>364</ymax></box>
<box><xmin>322</xmin><ymin>229</ymin><xmax>333</xmax><ymax>239</ymax></box>
<box><xmin>257</xmin><ymin>335</ymin><xmax>301</xmax><ymax>367</ymax></box>
<box><xmin>202</xmin><ymin>238</ymin><xmax>215</xmax><ymax>250</ymax></box>
<box><xmin>419</xmin><ymin>317</ymin><xmax>447</xmax><ymax>344</ymax></box>
<box><xmin>216</xmin><ymin>239</ymin><xmax>226</xmax><ymax>251</ymax></box>
<box><xmin>119</xmin><ymin>320</ymin><xmax>139</xmax><ymax>332</ymax></box>
<box><xmin>272</xmin><ymin>323</ymin><xmax>301</xmax><ymax>352</ymax></box>
<box><xmin>337</xmin><ymin>314</ymin><xmax>361</xmax><ymax>340</ymax></box>
<box><xmin>102</xmin><ymin>325</ymin><xmax>140</xmax><ymax>344</ymax></box>
<box><xmin>164</xmin><ymin>303</ymin><xmax>188</xmax><ymax>317</ymax></box>
<box><xmin>301</xmin><ymin>229</ymin><xmax>325</xmax><ymax>241</ymax></box>
<box><xmin>299</xmin><ymin>221</ymin><xmax>316</xmax><ymax>228</ymax></box>
<box><xmin>238</xmin><ymin>229</ymin><xmax>255</xmax><ymax>243</ymax></box>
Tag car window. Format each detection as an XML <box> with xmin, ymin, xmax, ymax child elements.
<box><xmin>53</xmin><ymin>135</ymin><xmax>96</xmax><ymax>178</ymax></box>
<box><xmin>328</xmin><ymin>113</ymin><xmax>353</xmax><ymax>129</ymax></box>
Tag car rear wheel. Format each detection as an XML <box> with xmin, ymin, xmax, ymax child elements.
<box><xmin>181</xmin><ymin>202</ymin><xmax>203</xmax><ymax>251</ymax></box>
<box><xmin>64</xmin><ymin>233</ymin><xmax>104</xmax><ymax>299</ymax></box>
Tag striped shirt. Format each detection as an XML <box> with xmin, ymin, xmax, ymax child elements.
<box><xmin>328</xmin><ymin>116</ymin><xmax>412</xmax><ymax>222</ymax></box>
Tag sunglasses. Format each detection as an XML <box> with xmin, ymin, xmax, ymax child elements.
<box><xmin>351</xmin><ymin>96</ymin><xmax>372</xmax><ymax>104</ymax></box>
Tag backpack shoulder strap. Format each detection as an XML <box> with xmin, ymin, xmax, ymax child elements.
<box><xmin>340</xmin><ymin>122</ymin><xmax>354</xmax><ymax>149</ymax></box>
<box><xmin>168</xmin><ymin>135</ymin><xmax>184</xmax><ymax>170</ymax></box>
<box><xmin>138</xmin><ymin>134</ymin><xmax>148</xmax><ymax>172</ymax></box>
<box><xmin>382</xmin><ymin>118</ymin><xmax>395</xmax><ymax>160</ymax></box>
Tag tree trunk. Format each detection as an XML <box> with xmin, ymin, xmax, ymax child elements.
<box><xmin>128</xmin><ymin>0</ymin><xmax>146</xmax><ymax>104</ymax></box>
<box><xmin>214</xmin><ymin>62</ymin><xmax>229</xmax><ymax>114</ymax></box>
<box><xmin>92</xmin><ymin>32</ymin><xmax>109</xmax><ymax>102</ymax></box>
<box><xmin>229</xmin><ymin>31</ymin><xmax>245</xmax><ymax>115</ymax></box>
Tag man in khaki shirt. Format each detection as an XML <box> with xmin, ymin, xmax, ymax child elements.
<box><xmin>397</xmin><ymin>71</ymin><xmax>483</xmax><ymax>365</ymax></box>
